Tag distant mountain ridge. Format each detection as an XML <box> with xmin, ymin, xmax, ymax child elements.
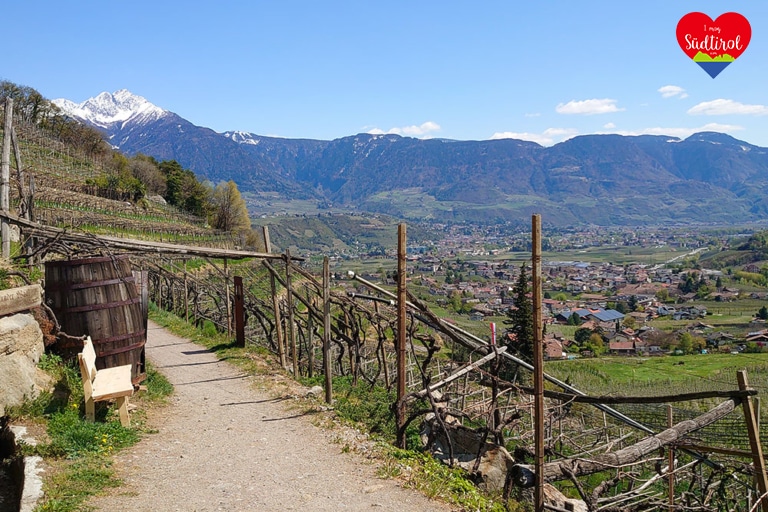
<box><xmin>54</xmin><ymin>91</ymin><xmax>768</xmax><ymax>226</ymax></box>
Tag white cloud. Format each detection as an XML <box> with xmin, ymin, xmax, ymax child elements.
<box><xmin>601</xmin><ymin>123</ymin><xmax>744</xmax><ymax>139</ymax></box>
<box><xmin>524</xmin><ymin>112</ymin><xmax>541</xmax><ymax>118</ymax></box>
<box><xmin>687</xmin><ymin>99</ymin><xmax>768</xmax><ymax>116</ymax></box>
<box><xmin>658</xmin><ymin>85</ymin><xmax>688</xmax><ymax>99</ymax></box>
<box><xmin>367</xmin><ymin>121</ymin><xmax>441</xmax><ymax>137</ymax></box>
<box><xmin>555</xmin><ymin>98</ymin><xmax>624</xmax><ymax>115</ymax></box>
<box><xmin>490</xmin><ymin>128</ymin><xmax>578</xmax><ymax>146</ymax></box>
<box><xmin>603</xmin><ymin>122</ymin><xmax>616</xmax><ymax>129</ymax></box>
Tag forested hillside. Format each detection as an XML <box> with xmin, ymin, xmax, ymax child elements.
<box><xmin>1</xmin><ymin>81</ymin><xmax>256</xmax><ymax>248</ymax></box>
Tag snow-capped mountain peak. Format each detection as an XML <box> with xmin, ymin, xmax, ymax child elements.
<box><xmin>53</xmin><ymin>89</ymin><xmax>166</xmax><ymax>129</ymax></box>
<box><xmin>223</xmin><ymin>130</ymin><xmax>261</xmax><ymax>145</ymax></box>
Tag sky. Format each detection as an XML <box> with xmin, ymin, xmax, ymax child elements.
<box><xmin>4</xmin><ymin>1</ymin><xmax>768</xmax><ymax>147</ymax></box>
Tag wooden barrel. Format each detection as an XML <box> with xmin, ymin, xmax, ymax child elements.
<box><xmin>45</xmin><ymin>255</ymin><xmax>146</xmax><ymax>385</ymax></box>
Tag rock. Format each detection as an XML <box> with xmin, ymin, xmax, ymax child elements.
<box><xmin>0</xmin><ymin>314</ymin><xmax>46</xmax><ymax>416</ymax></box>
<box><xmin>147</xmin><ymin>195</ymin><xmax>167</xmax><ymax>205</ymax></box>
<box><xmin>423</xmin><ymin>420</ymin><xmax>515</xmax><ymax>492</ymax></box>
<box><xmin>305</xmin><ymin>386</ymin><xmax>324</xmax><ymax>398</ymax></box>
<box><xmin>0</xmin><ymin>285</ymin><xmax>42</xmax><ymax>317</ymax></box>
<box><xmin>544</xmin><ymin>484</ymin><xmax>588</xmax><ymax>512</ymax></box>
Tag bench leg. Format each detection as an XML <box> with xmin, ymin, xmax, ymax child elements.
<box><xmin>85</xmin><ymin>397</ymin><xmax>95</xmax><ymax>423</ymax></box>
<box><xmin>116</xmin><ymin>396</ymin><xmax>131</xmax><ymax>427</ymax></box>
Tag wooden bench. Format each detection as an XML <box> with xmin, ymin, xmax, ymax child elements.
<box><xmin>78</xmin><ymin>336</ymin><xmax>134</xmax><ymax>427</ymax></box>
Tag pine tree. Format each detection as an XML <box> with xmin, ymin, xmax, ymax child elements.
<box><xmin>505</xmin><ymin>263</ymin><xmax>534</xmax><ymax>360</ymax></box>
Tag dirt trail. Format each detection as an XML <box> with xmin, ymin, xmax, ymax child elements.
<box><xmin>88</xmin><ymin>321</ymin><xmax>455</xmax><ymax>512</ymax></box>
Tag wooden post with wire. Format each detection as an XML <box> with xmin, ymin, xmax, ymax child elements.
<box><xmin>269</xmin><ymin>267</ymin><xmax>286</xmax><ymax>368</ymax></box>
<box><xmin>234</xmin><ymin>276</ymin><xmax>245</xmax><ymax>347</ymax></box>
<box><xmin>262</xmin><ymin>226</ymin><xmax>271</xmax><ymax>253</ymax></box>
<box><xmin>322</xmin><ymin>256</ymin><xmax>333</xmax><ymax>404</ymax></box>
<box><xmin>738</xmin><ymin>370</ymin><xmax>768</xmax><ymax>512</ymax></box>
<box><xmin>285</xmin><ymin>249</ymin><xmax>298</xmax><ymax>376</ymax></box>
<box><xmin>184</xmin><ymin>260</ymin><xmax>190</xmax><ymax>322</ymax></box>
<box><xmin>1</xmin><ymin>98</ymin><xmax>12</xmax><ymax>259</ymax></box>
<box><xmin>667</xmin><ymin>404</ymin><xmax>675</xmax><ymax>511</ymax></box>
<box><xmin>224</xmin><ymin>258</ymin><xmax>231</xmax><ymax>337</ymax></box>
<box><xmin>396</xmin><ymin>223</ymin><xmax>407</xmax><ymax>449</ymax></box>
<box><xmin>306</xmin><ymin>285</ymin><xmax>314</xmax><ymax>378</ymax></box>
<box><xmin>532</xmin><ymin>214</ymin><xmax>544</xmax><ymax>512</ymax></box>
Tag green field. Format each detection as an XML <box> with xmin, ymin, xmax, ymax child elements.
<box><xmin>546</xmin><ymin>353</ymin><xmax>768</xmax><ymax>397</ymax></box>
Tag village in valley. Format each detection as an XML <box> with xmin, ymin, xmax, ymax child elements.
<box><xmin>338</xmin><ymin>222</ymin><xmax>768</xmax><ymax>362</ymax></box>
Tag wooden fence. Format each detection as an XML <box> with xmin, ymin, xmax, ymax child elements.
<box><xmin>140</xmin><ymin>251</ymin><xmax>768</xmax><ymax>511</ymax></box>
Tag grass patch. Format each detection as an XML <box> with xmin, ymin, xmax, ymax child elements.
<box><xmin>379</xmin><ymin>448</ymin><xmax>527</xmax><ymax>512</ymax></box>
<box><xmin>141</xmin><ymin>361</ymin><xmax>174</xmax><ymax>402</ymax></box>
<box><xmin>7</xmin><ymin>349</ymin><xmax>174</xmax><ymax>512</ymax></box>
<box><xmin>37</xmin><ymin>456</ymin><xmax>122</xmax><ymax>512</ymax></box>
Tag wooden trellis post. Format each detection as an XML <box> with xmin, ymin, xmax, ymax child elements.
<box><xmin>667</xmin><ymin>404</ymin><xmax>674</xmax><ymax>511</ymax></box>
<box><xmin>322</xmin><ymin>256</ymin><xmax>332</xmax><ymax>404</ymax></box>
<box><xmin>306</xmin><ymin>286</ymin><xmax>314</xmax><ymax>378</ymax></box>
<box><xmin>285</xmin><ymin>249</ymin><xmax>298</xmax><ymax>376</ymax></box>
<box><xmin>234</xmin><ymin>276</ymin><xmax>245</xmax><ymax>347</ymax></box>
<box><xmin>738</xmin><ymin>370</ymin><xmax>768</xmax><ymax>512</ymax></box>
<box><xmin>532</xmin><ymin>214</ymin><xmax>544</xmax><ymax>512</ymax></box>
<box><xmin>396</xmin><ymin>223</ymin><xmax>407</xmax><ymax>449</ymax></box>
<box><xmin>1</xmin><ymin>98</ymin><xmax>12</xmax><ymax>259</ymax></box>
<box><xmin>224</xmin><ymin>258</ymin><xmax>231</xmax><ymax>337</ymax></box>
<box><xmin>184</xmin><ymin>260</ymin><xmax>189</xmax><ymax>322</ymax></box>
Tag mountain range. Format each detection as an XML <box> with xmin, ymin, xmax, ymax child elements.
<box><xmin>53</xmin><ymin>90</ymin><xmax>768</xmax><ymax>227</ymax></box>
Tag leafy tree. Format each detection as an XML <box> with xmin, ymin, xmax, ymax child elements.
<box><xmin>695</xmin><ymin>284</ymin><xmax>711</xmax><ymax>300</ymax></box>
<box><xmin>656</xmin><ymin>289</ymin><xmax>670</xmax><ymax>302</ymax></box>
<box><xmin>758</xmin><ymin>306</ymin><xmax>768</xmax><ymax>320</ymax></box>
<box><xmin>449</xmin><ymin>291</ymin><xmax>462</xmax><ymax>314</ymax></box>
<box><xmin>160</xmin><ymin>160</ymin><xmax>211</xmax><ymax>217</ymax></box>
<box><xmin>716</xmin><ymin>276</ymin><xmax>723</xmax><ymax>289</ymax></box>
<box><xmin>623</xmin><ymin>316</ymin><xmax>636</xmax><ymax>329</ymax></box>
<box><xmin>566</xmin><ymin>312</ymin><xmax>582</xmax><ymax>326</ymax></box>
<box><xmin>628</xmin><ymin>295</ymin><xmax>638</xmax><ymax>312</ymax></box>
<box><xmin>130</xmin><ymin>154</ymin><xmax>166</xmax><ymax>196</ymax></box>
<box><xmin>585</xmin><ymin>333</ymin><xmax>606</xmax><ymax>356</ymax></box>
<box><xmin>678</xmin><ymin>333</ymin><xmax>694</xmax><ymax>354</ymax></box>
<box><xmin>679</xmin><ymin>275</ymin><xmax>696</xmax><ymax>294</ymax></box>
<box><xmin>574</xmin><ymin>327</ymin><xmax>593</xmax><ymax>345</ymax></box>
<box><xmin>210</xmin><ymin>180</ymin><xmax>251</xmax><ymax>232</ymax></box>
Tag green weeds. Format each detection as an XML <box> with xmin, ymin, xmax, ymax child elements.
<box><xmin>7</xmin><ymin>350</ymin><xmax>173</xmax><ymax>511</ymax></box>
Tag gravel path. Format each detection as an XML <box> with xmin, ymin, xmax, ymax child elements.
<box><xmin>88</xmin><ymin>321</ymin><xmax>455</xmax><ymax>512</ymax></box>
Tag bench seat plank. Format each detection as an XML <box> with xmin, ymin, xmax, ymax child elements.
<box><xmin>78</xmin><ymin>336</ymin><xmax>135</xmax><ymax>426</ymax></box>
<box><xmin>92</xmin><ymin>364</ymin><xmax>134</xmax><ymax>401</ymax></box>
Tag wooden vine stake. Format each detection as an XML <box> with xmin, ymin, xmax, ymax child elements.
<box><xmin>532</xmin><ymin>214</ymin><xmax>544</xmax><ymax>512</ymax></box>
<box><xmin>224</xmin><ymin>258</ymin><xmax>231</xmax><ymax>337</ymax></box>
<box><xmin>268</xmin><ymin>267</ymin><xmax>286</xmax><ymax>368</ymax></box>
<box><xmin>322</xmin><ymin>256</ymin><xmax>332</xmax><ymax>404</ymax></box>
<box><xmin>285</xmin><ymin>249</ymin><xmax>298</xmax><ymax>376</ymax></box>
<box><xmin>1</xmin><ymin>98</ymin><xmax>11</xmax><ymax>259</ymax></box>
<box><xmin>738</xmin><ymin>370</ymin><xmax>768</xmax><ymax>512</ymax></box>
<box><xmin>234</xmin><ymin>276</ymin><xmax>245</xmax><ymax>348</ymax></box>
<box><xmin>396</xmin><ymin>223</ymin><xmax>407</xmax><ymax>449</ymax></box>
<box><xmin>667</xmin><ymin>404</ymin><xmax>674</xmax><ymax>511</ymax></box>
<box><xmin>306</xmin><ymin>286</ymin><xmax>314</xmax><ymax>378</ymax></box>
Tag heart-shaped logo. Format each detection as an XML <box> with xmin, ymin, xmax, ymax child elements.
<box><xmin>676</xmin><ymin>12</ymin><xmax>751</xmax><ymax>78</ymax></box>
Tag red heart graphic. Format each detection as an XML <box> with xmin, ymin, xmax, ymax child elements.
<box><xmin>676</xmin><ymin>12</ymin><xmax>751</xmax><ymax>60</ymax></box>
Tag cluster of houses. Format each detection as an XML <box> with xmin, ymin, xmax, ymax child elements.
<box><xmin>346</xmin><ymin>255</ymin><xmax>768</xmax><ymax>359</ymax></box>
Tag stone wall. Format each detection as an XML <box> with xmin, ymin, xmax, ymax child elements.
<box><xmin>0</xmin><ymin>312</ymin><xmax>46</xmax><ymax>417</ymax></box>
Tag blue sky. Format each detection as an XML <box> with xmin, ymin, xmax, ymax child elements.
<box><xmin>5</xmin><ymin>1</ymin><xmax>767</xmax><ymax>146</ymax></box>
